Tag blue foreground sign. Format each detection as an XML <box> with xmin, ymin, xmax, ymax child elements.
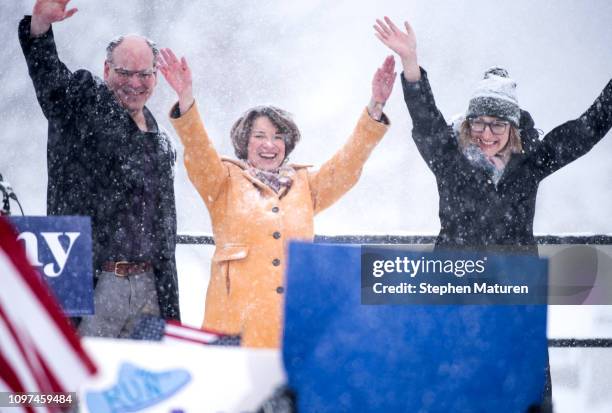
<box><xmin>10</xmin><ymin>216</ymin><xmax>93</xmax><ymax>316</ymax></box>
<box><xmin>283</xmin><ymin>242</ymin><xmax>548</xmax><ymax>412</ymax></box>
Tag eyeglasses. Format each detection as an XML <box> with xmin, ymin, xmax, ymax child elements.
<box><xmin>109</xmin><ymin>64</ymin><xmax>157</xmax><ymax>80</ymax></box>
<box><xmin>468</xmin><ymin>118</ymin><xmax>510</xmax><ymax>135</ymax></box>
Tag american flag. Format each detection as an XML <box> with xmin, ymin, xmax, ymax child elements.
<box><xmin>0</xmin><ymin>217</ymin><xmax>97</xmax><ymax>412</ymax></box>
<box><xmin>130</xmin><ymin>316</ymin><xmax>241</xmax><ymax>347</ymax></box>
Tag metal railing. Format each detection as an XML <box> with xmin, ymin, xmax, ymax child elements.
<box><xmin>177</xmin><ymin>233</ymin><xmax>612</xmax><ymax>348</ymax></box>
<box><xmin>178</xmin><ymin>234</ymin><xmax>612</xmax><ymax>245</ymax></box>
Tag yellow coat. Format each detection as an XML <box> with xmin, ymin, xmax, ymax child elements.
<box><xmin>170</xmin><ymin>102</ymin><xmax>388</xmax><ymax>348</ymax></box>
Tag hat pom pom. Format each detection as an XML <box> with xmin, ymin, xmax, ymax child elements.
<box><xmin>484</xmin><ymin>67</ymin><xmax>509</xmax><ymax>79</ymax></box>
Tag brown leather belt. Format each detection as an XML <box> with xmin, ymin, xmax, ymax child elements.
<box><xmin>102</xmin><ymin>261</ymin><xmax>153</xmax><ymax>277</ymax></box>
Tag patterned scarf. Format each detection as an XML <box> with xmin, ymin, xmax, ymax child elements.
<box><xmin>247</xmin><ymin>163</ymin><xmax>294</xmax><ymax>196</ymax></box>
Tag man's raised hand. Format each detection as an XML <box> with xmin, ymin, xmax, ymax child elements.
<box><xmin>31</xmin><ymin>0</ymin><xmax>78</xmax><ymax>37</ymax></box>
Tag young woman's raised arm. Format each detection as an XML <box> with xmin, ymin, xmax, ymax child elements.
<box><xmin>375</xmin><ymin>17</ymin><xmax>457</xmax><ymax>174</ymax></box>
<box><xmin>531</xmin><ymin>79</ymin><xmax>612</xmax><ymax>179</ymax></box>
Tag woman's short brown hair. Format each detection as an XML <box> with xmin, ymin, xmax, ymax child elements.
<box><xmin>230</xmin><ymin>106</ymin><xmax>301</xmax><ymax>161</ymax></box>
<box><xmin>458</xmin><ymin>118</ymin><xmax>523</xmax><ymax>156</ymax></box>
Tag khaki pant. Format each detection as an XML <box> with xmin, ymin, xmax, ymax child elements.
<box><xmin>78</xmin><ymin>270</ymin><xmax>160</xmax><ymax>338</ymax></box>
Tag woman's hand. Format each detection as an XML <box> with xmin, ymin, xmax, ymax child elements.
<box><xmin>158</xmin><ymin>48</ymin><xmax>194</xmax><ymax>114</ymax></box>
<box><xmin>374</xmin><ymin>16</ymin><xmax>420</xmax><ymax>82</ymax></box>
<box><xmin>368</xmin><ymin>55</ymin><xmax>396</xmax><ymax>121</ymax></box>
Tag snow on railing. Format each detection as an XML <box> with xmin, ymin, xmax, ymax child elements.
<box><xmin>176</xmin><ymin>233</ymin><xmax>612</xmax><ymax>348</ymax></box>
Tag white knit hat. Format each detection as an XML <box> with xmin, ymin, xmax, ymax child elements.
<box><xmin>466</xmin><ymin>67</ymin><xmax>520</xmax><ymax>127</ymax></box>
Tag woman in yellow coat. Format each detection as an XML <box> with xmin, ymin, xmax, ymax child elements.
<box><xmin>159</xmin><ymin>48</ymin><xmax>395</xmax><ymax>348</ymax></box>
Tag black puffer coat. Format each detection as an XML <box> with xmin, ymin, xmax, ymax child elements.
<box><xmin>402</xmin><ymin>68</ymin><xmax>612</xmax><ymax>253</ymax></box>
<box><xmin>18</xmin><ymin>17</ymin><xmax>180</xmax><ymax>320</ymax></box>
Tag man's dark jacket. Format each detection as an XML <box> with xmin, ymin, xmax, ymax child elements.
<box><xmin>18</xmin><ymin>17</ymin><xmax>180</xmax><ymax>320</ymax></box>
<box><xmin>402</xmin><ymin>68</ymin><xmax>612</xmax><ymax>253</ymax></box>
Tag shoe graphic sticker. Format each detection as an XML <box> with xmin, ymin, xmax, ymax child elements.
<box><xmin>86</xmin><ymin>362</ymin><xmax>192</xmax><ymax>413</ymax></box>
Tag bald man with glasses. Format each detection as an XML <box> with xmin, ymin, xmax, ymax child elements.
<box><xmin>19</xmin><ymin>0</ymin><xmax>180</xmax><ymax>337</ymax></box>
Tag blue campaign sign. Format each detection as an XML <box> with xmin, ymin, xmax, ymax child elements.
<box><xmin>10</xmin><ymin>216</ymin><xmax>93</xmax><ymax>316</ymax></box>
<box><xmin>283</xmin><ymin>242</ymin><xmax>548</xmax><ymax>413</ymax></box>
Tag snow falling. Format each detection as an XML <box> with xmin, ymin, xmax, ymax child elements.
<box><xmin>1</xmin><ymin>1</ymin><xmax>612</xmax><ymax>411</ymax></box>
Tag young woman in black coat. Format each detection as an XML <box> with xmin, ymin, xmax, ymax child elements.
<box><xmin>375</xmin><ymin>17</ymin><xmax>612</xmax><ymax>407</ymax></box>
<box><xmin>375</xmin><ymin>17</ymin><xmax>612</xmax><ymax>254</ymax></box>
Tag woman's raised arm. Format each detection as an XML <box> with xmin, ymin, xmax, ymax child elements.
<box><xmin>160</xmin><ymin>48</ymin><xmax>229</xmax><ymax>207</ymax></box>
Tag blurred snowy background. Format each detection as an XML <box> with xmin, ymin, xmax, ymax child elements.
<box><xmin>1</xmin><ymin>1</ymin><xmax>611</xmax><ymax>410</ymax></box>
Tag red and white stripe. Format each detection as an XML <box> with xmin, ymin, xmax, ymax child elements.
<box><xmin>164</xmin><ymin>320</ymin><xmax>227</xmax><ymax>345</ymax></box>
<box><xmin>0</xmin><ymin>217</ymin><xmax>97</xmax><ymax>412</ymax></box>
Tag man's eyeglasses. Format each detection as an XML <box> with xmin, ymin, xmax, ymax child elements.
<box><xmin>468</xmin><ymin>118</ymin><xmax>510</xmax><ymax>135</ymax></box>
<box><xmin>109</xmin><ymin>64</ymin><xmax>157</xmax><ymax>81</ymax></box>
